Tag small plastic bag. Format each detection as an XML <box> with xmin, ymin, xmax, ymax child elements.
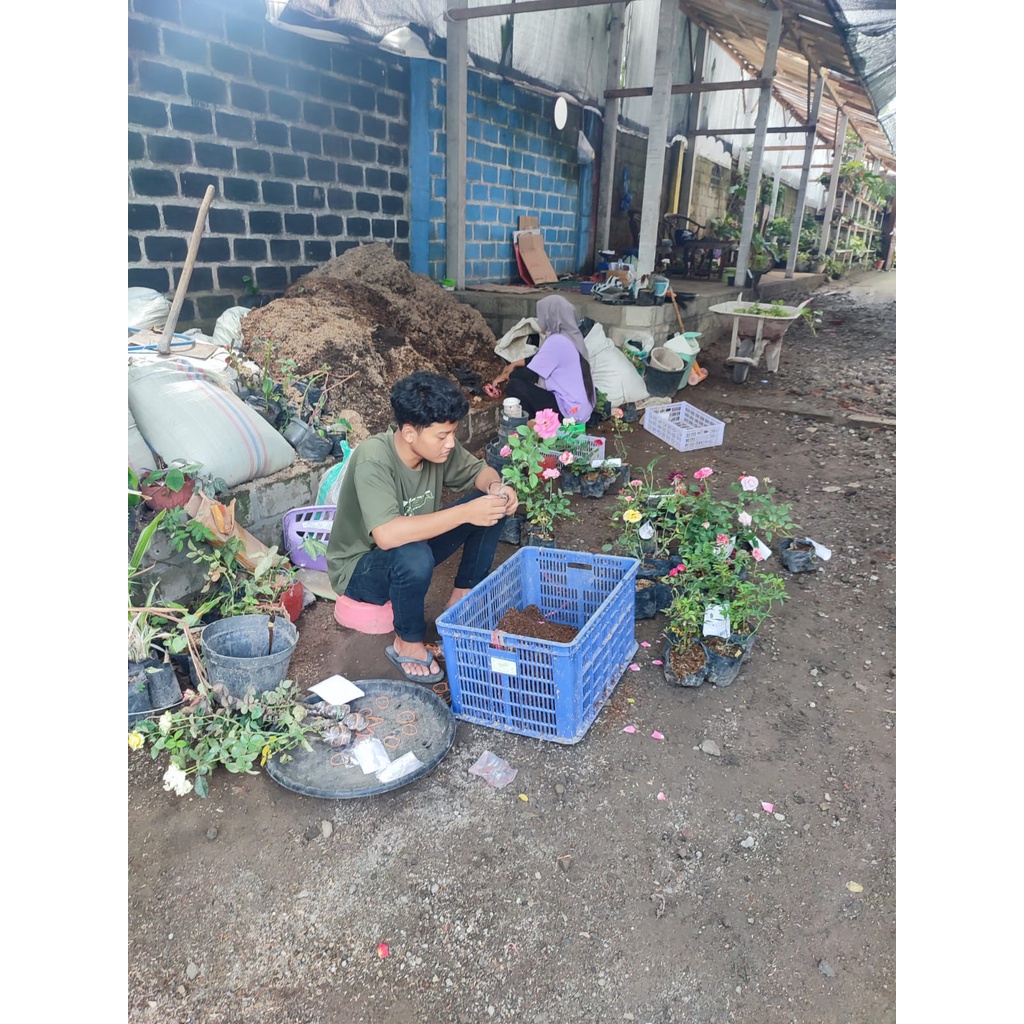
<box><xmin>350</xmin><ymin>736</ymin><xmax>391</xmax><ymax>775</ymax></box>
<box><xmin>376</xmin><ymin>751</ymin><xmax>424</xmax><ymax>784</ymax></box>
<box><xmin>468</xmin><ymin>751</ymin><xmax>517</xmax><ymax>789</ymax></box>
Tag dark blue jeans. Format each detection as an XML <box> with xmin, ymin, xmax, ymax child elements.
<box><xmin>344</xmin><ymin>491</ymin><xmax>503</xmax><ymax>642</ymax></box>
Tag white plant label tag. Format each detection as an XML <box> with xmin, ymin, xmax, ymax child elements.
<box><xmin>490</xmin><ymin>656</ymin><xmax>517</xmax><ymax>676</ymax></box>
<box><xmin>703</xmin><ymin>604</ymin><xmax>731</xmax><ymax>638</ymax></box>
<box><xmin>638</xmin><ymin>522</ymin><xmax>655</xmax><ymax>540</ymax></box>
<box><xmin>810</xmin><ymin>539</ymin><xmax>832</xmax><ymax>560</ymax></box>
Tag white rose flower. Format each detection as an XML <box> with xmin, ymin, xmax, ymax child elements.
<box><xmin>162</xmin><ymin>763</ymin><xmax>194</xmax><ymax>797</ymax></box>
<box><xmin>158</xmin><ymin>712</ymin><xmax>173</xmax><ymax>735</ymax></box>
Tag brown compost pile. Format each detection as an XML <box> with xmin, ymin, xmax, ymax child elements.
<box><xmin>239</xmin><ymin>243</ymin><xmax>506</xmax><ymax>440</ymax></box>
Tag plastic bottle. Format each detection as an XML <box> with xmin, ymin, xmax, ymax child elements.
<box><xmin>499</xmin><ymin>398</ymin><xmax>527</xmax><ymax>440</ymax></box>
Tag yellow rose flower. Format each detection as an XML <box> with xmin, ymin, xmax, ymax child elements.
<box><xmin>622</xmin><ymin>508</ymin><xmax>642</xmax><ymax>524</ymax></box>
<box><xmin>127</xmin><ymin>732</ymin><xmax>144</xmax><ymax>750</ymax></box>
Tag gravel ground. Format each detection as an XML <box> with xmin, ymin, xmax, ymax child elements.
<box><xmin>128</xmin><ymin>273</ymin><xmax>896</xmax><ymax>1024</ymax></box>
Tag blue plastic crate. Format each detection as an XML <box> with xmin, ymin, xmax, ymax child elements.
<box><xmin>435</xmin><ymin>547</ymin><xmax>639</xmax><ymax>744</ymax></box>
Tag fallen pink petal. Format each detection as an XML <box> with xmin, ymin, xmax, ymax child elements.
<box><xmin>622</xmin><ymin>725</ymin><xmax>636</xmax><ymax>734</ymax></box>
<box><xmin>640</xmin><ymin>641</ymin><xmax>651</xmax><ymax>648</ymax></box>
<box><xmin>761</xmin><ymin>801</ymin><xmax>774</xmax><ymax>814</ymax></box>
<box><xmin>629</xmin><ymin>663</ymin><xmax>640</xmax><ymax>671</ymax></box>
<box><xmin>651</xmin><ymin>731</ymin><xmax>664</xmax><ymax>740</ymax></box>
<box><xmin>377</xmin><ymin>943</ymin><xmax>389</xmax><ymax>959</ymax></box>
<box><xmin>657</xmin><ymin>792</ymin><xmax>667</xmax><ymax>801</ymax></box>
<box><xmin>652</xmin><ymin>659</ymin><xmax>663</xmax><ymax>666</ymax></box>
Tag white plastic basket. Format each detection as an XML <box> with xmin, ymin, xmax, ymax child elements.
<box><xmin>642</xmin><ymin>402</ymin><xmax>725</xmax><ymax>453</ymax></box>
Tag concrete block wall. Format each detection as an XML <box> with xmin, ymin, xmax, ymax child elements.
<box><xmin>425</xmin><ymin>69</ymin><xmax>584</xmax><ymax>284</ymax></box>
<box><xmin>689</xmin><ymin>155</ymin><xmax>732</xmax><ymax>229</ymax></box>
<box><xmin>128</xmin><ymin>0</ymin><xmax>411</xmax><ymax>327</ymax></box>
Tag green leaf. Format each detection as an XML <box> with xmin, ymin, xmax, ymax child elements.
<box><xmin>194</xmin><ymin>774</ymin><xmax>208</xmax><ymax>798</ymax></box>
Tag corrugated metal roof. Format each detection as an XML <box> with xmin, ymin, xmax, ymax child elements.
<box><xmin>678</xmin><ymin>0</ymin><xmax>895</xmax><ymax>166</ymax></box>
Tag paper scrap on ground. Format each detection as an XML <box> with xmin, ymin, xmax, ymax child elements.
<box><xmin>810</xmin><ymin>538</ymin><xmax>833</xmax><ymax>560</ymax></box>
<box><xmin>310</xmin><ymin>674</ymin><xmax>364</xmax><ymax>705</ymax></box>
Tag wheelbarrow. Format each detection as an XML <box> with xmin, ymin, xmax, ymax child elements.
<box><xmin>709</xmin><ymin>295</ymin><xmax>813</xmax><ymax>383</ymax></box>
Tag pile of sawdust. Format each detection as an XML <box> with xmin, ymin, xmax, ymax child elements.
<box><xmin>239</xmin><ymin>244</ymin><xmax>506</xmax><ymax>440</ymax></box>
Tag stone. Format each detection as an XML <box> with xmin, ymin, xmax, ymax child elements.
<box><xmin>700</xmin><ymin>740</ymin><xmax>721</xmax><ymax>757</ymax></box>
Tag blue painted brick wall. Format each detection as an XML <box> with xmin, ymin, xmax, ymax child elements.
<box><xmin>129</xmin><ymin>0</ymin><xmax>587</xmax><ymax>319</ymax></box>
<box><xmin>128</xmin><ymin>0</ymin><xmax>410</xmax><ymax>325</ymax></box>
<box><xmin>425</xmin><ymin>68</ymin><xmax>583</xmax><ymax>285</ymax></box>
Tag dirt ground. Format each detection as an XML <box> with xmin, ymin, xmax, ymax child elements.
<box><xmin>128</xmin><ymin>273</ymin><xmax>896</xmax><ymax>1024</ymax></box>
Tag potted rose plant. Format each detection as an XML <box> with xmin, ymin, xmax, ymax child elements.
<box><xmin>500</xmin><ymin>409</ymin><xmax>576</xmax><ymax>546</ymax></box>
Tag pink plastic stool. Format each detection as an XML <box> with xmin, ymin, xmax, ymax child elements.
<box><xmin>334</xmin><ymin>595</ymin><xmax>395</xmax><ymax>635</ymax></box>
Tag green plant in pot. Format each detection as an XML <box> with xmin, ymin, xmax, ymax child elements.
<box><xmin>138</xmin><ymin>460</ymin><xmax>202</xmax><ymax>511</ymax></box>
<box><xmin>500</xmin><ymin>409</ymin><xmax>576</xmax><ymax>543</ymax></box>
<box><xmin>662</xmin><ymin>581</ymin><xmax>711</xmax><ymax>688</ymax></box>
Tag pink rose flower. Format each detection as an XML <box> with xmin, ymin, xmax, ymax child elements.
<box><xmin>533</xmin><ymin>408</ymin><xmax>561</xmax><ymax>439</ymax></box>
<box><xmin>701</xmin><ymin>521</ymin><xmax>710</xmax><ymax>529</ymax></box>
<box><xmin>694</xmin><ymin>467</ymin><xmax>713</xmax><ymax>480</ymax></box>
<box><xmin>739</xmin><ymin>475</ymin><xmax>759</xmax><ymax>491</ymax></box>
<box><xmin>611</xmin><ymin>407</ymin><xmax>624</xmax><ymax>419</ymax></box>
<box><xmin>558</xmin><ymin>450</ymin><xmax>574</xmax><ymax>465</ymax></box>
<box><xmin>499</xmin><ymin>445</ymin><xmax>511</xmax><ymax>458</ymax></box>
<box><xmin>738</xmin><ymin>511</ymin><xmax>752</xmax><ymax>526</ymax></box>
<box><xmin>716</xmin><ymin>533</ymin><xmax>730</xmax><ymax>546</ymax></box>
<box><xmin>630</xmin><ymin>479</ymin><xmax>643</xmax><ymax>488</ymax></box>
<box><xmin>752</xmin><ymin>549</ymin><xmax>765</xmax><ymax>562</ymax></box>
<box><xmin>542</xmin><ymin>467</ymin><xmax>560</xmax><ymax>480</ymax></box>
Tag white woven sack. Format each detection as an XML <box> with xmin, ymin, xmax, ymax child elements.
<box><xmin>128</xmin><ymin>407</ymin><xmax>157</xmax><ymax>475</ymax></box>
<box><xmin>128</xmin><ymin>287</ymin><xmax>170</xmax><ymax>329</ymax></box>
<box><xmin>494</xmin><ymin>317</ymin><xmax>540</xmax><ymax>363</ymax></box>
<box><xmin>212</xmin><ymin>306</ymin><xmax>252</xmax><ymax>349</ymax></box>
<box><xmin>584</xmin><ymin>323</ymin><xmax>649</xmax><ymax>406</ymax></box>
<box><xmin>127</xmin><ymin>359</ymin><xmax>295</xmax><ymax>488</ymax></box>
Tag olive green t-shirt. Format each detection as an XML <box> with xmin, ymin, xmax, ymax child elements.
<box><xmin>326</xmin><ymin>428</ymin><xmax>485</xmax><ymax>595</ymax></box>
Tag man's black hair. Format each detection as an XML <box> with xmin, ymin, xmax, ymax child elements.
<box><xmin>390</xmin><ymin>372</ymin><xmax>469</xmax><ymax>428</ymax></box>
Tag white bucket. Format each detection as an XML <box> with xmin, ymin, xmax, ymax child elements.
<box><xmin>665</xmin><ymin>332</ymin><xmax>702</xmax><ymax>358</ymax></box>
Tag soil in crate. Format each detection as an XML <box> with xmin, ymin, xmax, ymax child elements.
<box><xmin>495</xmin><ymin>604</ymin><xmax>578</xmax><ymax>644</ymax></box>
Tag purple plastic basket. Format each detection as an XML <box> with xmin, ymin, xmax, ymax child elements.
<box><xmin>282</xmin><ymin>505</ymin><xmax>335</xmax><ymax>571</ymax></box>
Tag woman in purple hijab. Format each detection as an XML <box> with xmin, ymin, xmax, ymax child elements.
<box><xmin>491</xmin><ymin>294</ymin><xmax>596</xmax><ymax>422</ymax></box>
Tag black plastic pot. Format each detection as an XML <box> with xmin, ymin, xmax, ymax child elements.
<box><xmin>560</xmin><ymin>472</ymin><xmax>582</xmax><ymax>495</ymax></box>
<box><xmin>521</xmin><ymin>523</ymin><xmax>556</xmax><ymax>548</ymax></box>
<box><xmin>703</xmin><ymin>635</ymin><xmax>745</xmax><ymax>687</ymax></box>
<box><xmin>663</xmin><ymin>639</ymin><xmax>709</xmax><ymax>688</ymax></box>
<box><xmin>128</xmin><ymin>659</ymin><xmax>183</xmax><ymax>728</ymax></box>
<box><xmin>634</xmin><ymin>580</ymin><xmax>659</xmax><ymax>620</ymax></box>
<box><xmin>499</xmin><ymin>514</ymin><xmax>523</xmax><ymax>545</ymax></box>
<box><xmin>779</xmin><ymin>537</ymin><xmax>818</xmax><ymax>573</ymax></box>
<box><xmin>296</xmin><ymin>431</ymin><xmax>333</xmax><ymax>463</ymax></box>
<box><xmin>246</xmin><ymin>395</ymin><xmax>284</xmax><ymax>427</ymax></box>
<box><xmin>579</xmin><ymin>474</ymin><xmax>605</xmax><ymax>498</ymax></box>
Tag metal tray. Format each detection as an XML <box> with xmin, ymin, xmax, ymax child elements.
<box><xmin>265</xmin><ymin>678</ymin><xmax>455</xmax><ymax>799</ymax></box>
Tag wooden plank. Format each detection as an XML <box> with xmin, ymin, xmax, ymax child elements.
<box><xmin>446</xmin><ymin>0</ymin><xmax>627</xmax><ymax>20</ymax></box>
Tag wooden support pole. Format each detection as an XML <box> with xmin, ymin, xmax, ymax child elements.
<box><xmin>637</xmin><ymin>0</ymin><xmax>678</xmax><ymax>275</ymax></box>
<box><xmin>445</xmin><ymin>0</ymin><xmax>468</xmax><ymax>289</ymax></box>
<box><xmin>158</xmin><ymin>184</ymin><xmax>215</xmax><ymax>355</ymax></box>
<box><xmin>678</xmin><ymin>27</ymin><xmax>706</xmax><ymax>227</ymax></box>
<box><xmin>734</xmin><ymin>11</ymin><xmax>782</xmax><ymax>290</ymax></box>
<box><xmin>785</xmin><ymin>75</ymin><xmax>824</xmax><ymax>279</ymax></box>
<box><xmin>596</xmin><ymin>4</ymin><xmax>627</xmax><ymax>256</ymax></box>
<box><xmin>818</xmin><ymin>111</ymin><xmax>848</xmax><ymax>256</ymax></box>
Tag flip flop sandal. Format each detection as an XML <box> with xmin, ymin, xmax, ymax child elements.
<box><xmin>384</xmin><ymin>644</ymin><xmax>446</xmax><ymax>684</ymax></box>
<box><xmin>483</xmin><ymin>383</ymin><xmax>501</xmax><ymax>399</ymax></box>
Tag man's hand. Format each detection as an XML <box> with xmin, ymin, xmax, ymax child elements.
<box><xmin>465</xmin><ymin>494</ymin><xmax>510</xmax><ymax>527</ymax></box>
<box><xmin>497</xmin><ymin>484</ymin><xmax>519</xmax><ymax>516</ymax></box>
